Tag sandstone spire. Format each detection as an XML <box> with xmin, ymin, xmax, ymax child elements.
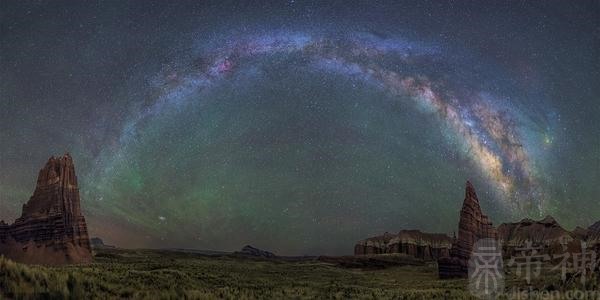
<box><xmin>21</xmin><ymin>153</ymin><xmax>82</xmax><ymax>221</ymax></box>
<box><xmin>438</xmin><ymin>181</ymin><xmax>497</xmax><ymax>279</ymax></box>
<box><xmin>453</xmin><ymin>180</ymin><xmax>497</xmax><ymax>259</ymax></box>
<box><xmin>0</xmin><ymin>154</ymin><xmax>92</xmax><ymax>265</ymax></box>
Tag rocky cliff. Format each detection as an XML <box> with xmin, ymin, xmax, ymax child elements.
<box><xmin>235</xmin><ymin>245</ymin><xmax>276</xmax><ymax>258</ymax></box>
<box><xmin>0</xmin><ymin>154</ymin><xmax>92</xmax><ymax>265</ymax></box>
<box><xmin>495</xmin><ymin>217</ymin><xmax>600</xmax><ymax>258</ymax></box>
<box><xmin>588</xmin><ymin>221</ymin><xmax>600</xmax><ymax>241</ymax></box>
<box><xmin>438</xmin><ymin>181</ymin><xmax>497</xmax><ymax>279</ymax></box>
<box><xmin>90</xmin><ymin>237</ymin><xmax>115</xmax><ymax>249</ymax></box>
<box><xmin>589</xmin><ymin>221</ymin><xmax>600</xmax><ymax>233</ymax></box>
<box><xmin>497</xmin><ymin>216</ymin><xmax>580</xmax><ymax>257</ymax></box>
<box><xmin>584</xmin><ymin>221</ymin><xmax>600</xmax><ymax>253</ymax></box>
<box><xmin>354</xmin><ymin>230</ymin><xmax>452</xmax><ymax>261</ymax></box>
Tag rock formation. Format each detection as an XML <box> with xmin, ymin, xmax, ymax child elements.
<box><xmin>354</xmin><ymin>230</ymin><xmax>452</xmax><ymax>261</ymax></box>
<box><xmin>589</xmin><ymin>221</ymin><xmax>600</xmax><ymax>233</ymax></box>
<box><xmin>0</xmin><ymin>154</ymin><xmax>92</xmax><ymax>265</ymax></box>
<box><xmin>235</xmin><ymin>245</ymin><xmax>276</xmax><ymax>258</ymax></box>
<box><xmin>588</xmin><ymin>221</ymin><xmax>600</xmax><ymax>242</ymax></box>
<box><xmin>438</xmin><ymin>181</ymin><xmax>497</xmax><ymax>279</ymax></box>
<box><xmin>497</xmin><ymin>216</ymin><xmax>580</xmax><ymax>257</ymax></box>
<box><xmin>495</xmin><ymin>217</ymin><xmax>600</xmax><ymax>258</ymax></box>
<box><xmin>586</xmin><ymin>221</ymin><xmax>600</xmax><ymax>253</ymax></box>
<box><xmin>90</xmin><ymin>237</ymin><xmax>115</xmax><ymax>249</ymax></box>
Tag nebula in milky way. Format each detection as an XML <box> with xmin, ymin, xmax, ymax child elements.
<box><xmin>110</xmin><ymin>32</ymin><xmax>545</xmax><ymax>211</ymax></box>
<box><xmin>2</xmin><ymin>2</ymin><xmax>598</xmax><ymax>255</ymax></box>
<box><xmin>77</xmin><ymin>29</ymin><xmax>555</xmax><ymax>253</ymax></box>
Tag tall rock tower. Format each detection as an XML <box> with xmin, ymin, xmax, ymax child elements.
<box><xmin>0</xmin><ymin>154</ymin><xmax>92</xmax><ymax>265</ymax></box>
<box><xmin>438</xmin><ymin>181</ymin><xmax>497</xmax><ymax>279</ymax></box>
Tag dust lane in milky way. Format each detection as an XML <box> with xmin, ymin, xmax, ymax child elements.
<box><xmin>2</xmin><ymin>1</ymin><xmax>598</xmax><ymax>255</ymax></box>
<box><xmin>109</xmin><ymin>31</ymin><xmax>544</xmax><ymax>214</ymax></box>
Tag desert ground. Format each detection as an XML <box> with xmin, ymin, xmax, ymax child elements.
<box><xmin>2</xmin><ymin>248</ymin><xmax>597</xmax><ymax>300</ymax></box>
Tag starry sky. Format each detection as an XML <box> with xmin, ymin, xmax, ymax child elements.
<box><xmin>1</xmin><ymin>1</ymin><xmax>599</xmax><ymax>255</ymax></box>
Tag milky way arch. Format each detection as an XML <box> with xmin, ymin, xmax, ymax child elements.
<box><xmin>110</xmin><ymin>31</ymin><xmax>546</xmax><ymax>214</ymax></box>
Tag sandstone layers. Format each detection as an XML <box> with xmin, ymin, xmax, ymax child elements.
<box><xmin>589</xmin><ymin>221</ymin><xmax>600</xmax><ymax>233</ymax></box>
<box><xmin>498</xmin><ymin>216</ymin><xmax>580</xmax><ymax>257</ymax></box>
<box><xmin>497</xmin><ymin>217</ymin><xmax>600</xmax><ymax>258</ymax></box>
<box><xmin>438</xmin><ymin>181</ymin><xmax>497</xmax><ymax>279</ymax></box>
<box><xmin>354</xmin><ymin>230</ymin><xmax>452</xmax><ymax>261</ymax></box>
<box><xmin>0</xmin><ymin>154</ymin><xmax>92</xmax><ymax>265</ymax></box>
<box><xmin>353</xmin><ymin>180</ymin><xmax>598</xmax><ymax>279</ymax></box>
<box><xmin>590</xmin><ymin>222</ymin><xmax>600</xmax><ymax>253</ymax></box>
<box><xmin>587</xmin><ymin>221</ymin><xmax>600</xmax><ymax>244</ymax></box>
<box><xmin>574</xmin><ymin>220</ymin><xmax>600</xmax><ymax>253</ymax></box>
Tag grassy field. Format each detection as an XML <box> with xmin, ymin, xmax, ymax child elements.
<box><xmin>0</xmin><ymin>248</ymin><xmax>597</xmax><ymax>299</ymax></box>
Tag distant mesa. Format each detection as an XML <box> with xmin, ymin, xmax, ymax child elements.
<box><xmin>497</xmin><ymin>216</ymin><xmax>600</xmax><ymax>256</ymax></box>
<box><xmin>354</xmin><ymin>230</ymin><xmax>453</xmax><ymax>261</ymax></box>
<box><xmin>497</xmin><ymin>215</ymin><xmax>579</xmax><ymax>257</ymax></box>
<box><xmin>234</xmin><ymin>245</ymin><xmax>276</xmax><ymax>258</ymax></box>
<box><xmin>90</xmin><ymin>237</ymin><xmax>115</xmax><ymax>249</ymax></box>
<box><xmin>0</xmin><ymin>154</ymin><xmax>92</xmax><ymax>265</ymax></box>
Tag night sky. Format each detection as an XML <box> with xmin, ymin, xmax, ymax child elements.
<box><xmin>1</xmin><ymin>1</ymin><xmax>599</xmax><ymax>255</ymax></box>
